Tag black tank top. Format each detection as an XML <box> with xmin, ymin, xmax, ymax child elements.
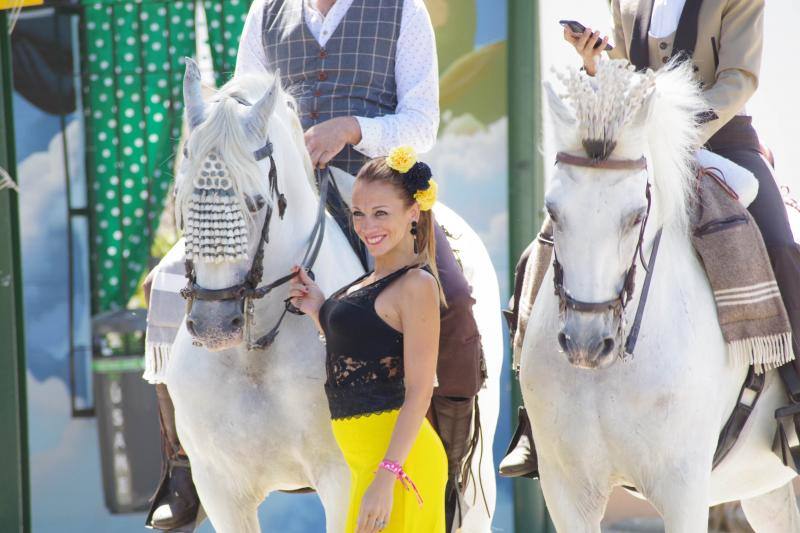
<box><xmin>320</xmin><ymin>265</ymin><xmax>424</xmax><ymax>420</ymax></box>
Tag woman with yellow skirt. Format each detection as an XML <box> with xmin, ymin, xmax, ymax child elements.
<box><xmin>289</xmin><ymin>147</ymin><xmax>447</xmax><ymax>533</ymax></box>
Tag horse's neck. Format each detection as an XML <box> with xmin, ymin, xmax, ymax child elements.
<box><xmin>634</xmin><ymin>212</ymin><xmax>706</xmax><ymax>318</ymax></box>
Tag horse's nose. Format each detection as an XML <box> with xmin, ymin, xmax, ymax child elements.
<box><xmin>558</xmin><ymin>324</ymin><xmax>617</xmax><ymax>369</ymax></box>
<box><xmin>229</xmin><ymin>314</ymin><xmax>244</xmax><ymax>329</ymax></box>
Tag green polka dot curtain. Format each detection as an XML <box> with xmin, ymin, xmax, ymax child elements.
<box><xmin>82</xmin><ymin>0</ymin><xmax>252</xmax><ymax>312</ymax></box>
<box><xmin>203</xmin><ymin>0</ymin><xmax>251</xmax><ymax>85</ymax></box>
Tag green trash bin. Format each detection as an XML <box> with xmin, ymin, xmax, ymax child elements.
<box><xmin>92</xmin><ymin>308</ymin><xmax>161</xmax><ymax>514</ymax></box>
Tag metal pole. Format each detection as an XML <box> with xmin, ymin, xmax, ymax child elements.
<box><xmin>0</xmin><ymin>10</ymin><xmax>31</xmax><ymax>533</ymax></box>
<box><xmin>508</xmin><ymin>1</ymin><xmax>553</xmax><ymax>531</ymax></box>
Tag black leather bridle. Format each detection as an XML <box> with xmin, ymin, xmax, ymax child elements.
<box><xmin>552</xmin><ymin>151</ymin><xmax>663</xmax><ymax>358</ymax></box>
<box><xmin>180</xmin><ymin>136</ymin><xmax>332</xmax><ymax>351</ymax></box>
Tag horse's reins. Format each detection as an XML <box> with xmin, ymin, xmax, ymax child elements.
<box><xmin>552</xmin><ymin>152</ymin><xmax>663</xmax><ymax>358</ymax></box>
<box><xmin>180</xmin><ymin>134</ymin><xmax>332</xmax><ymax>351</ymax></box>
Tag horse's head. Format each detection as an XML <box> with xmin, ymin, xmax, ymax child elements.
<box><xmin>176</xmin><ymin>59</ymin><xmax>282</xmax><ymax>351</ymax></box>
<box><xmin>543</xmin><ymin>60</ymin><xmax>700</xmax><ymax>369</ymax></box>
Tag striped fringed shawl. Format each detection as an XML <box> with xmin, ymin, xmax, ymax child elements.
<box><xmin>691</xmin><ymin>168</ymin><xmax>793</xmax><ymax>372</ymax></box>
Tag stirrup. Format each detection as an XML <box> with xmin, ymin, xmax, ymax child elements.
<box><xmin>775</xmin><ymin>402</ymin><xmax>800</xmax><ymax>472</ymax></box>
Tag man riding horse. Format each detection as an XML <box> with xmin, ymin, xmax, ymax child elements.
<box><xmin>143</xmin><ymin>1</ymin><xmax>484</xmax><ymax>530</ymax></box>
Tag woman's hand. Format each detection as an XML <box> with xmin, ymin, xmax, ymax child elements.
<box><xmin>288</xmin><ymin>266</ymin><xmax>325</xmax><ymax>321</ymax></box>
<box><xmin>356</xmin><ymin>468</ymin><xmax>395</xmax><ymax>533</ymax></box>
<box><xmin>563</xmin><ymin>26</ymin><xmax>609</xmax><ymax>76</ymax></box>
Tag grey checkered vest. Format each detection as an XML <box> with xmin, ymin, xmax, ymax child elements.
<box><xmin>261</xmin><ymin>0</ymin><xmax>402</xmax><ymax>175</ymax></box>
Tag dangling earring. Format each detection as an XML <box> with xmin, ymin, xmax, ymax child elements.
<box><xmin>410</xmin><ymin>221</ymin><xmax>419</xmax><ymax>254</ymax></box>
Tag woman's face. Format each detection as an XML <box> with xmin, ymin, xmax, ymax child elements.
<box><xmin>351</xmin><ymin>180</ymin><xmax>419</xmax><ymax>258</ymax></box>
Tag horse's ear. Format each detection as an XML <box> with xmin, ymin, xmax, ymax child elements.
<box><xmin>183</xmin><ymin>57</ymin><xmax>206</xmax><ymax>130</ymax></box>
<box><xmin>544</xmin><ymin>81</ymin><xmax>576</xmax><ymax>128</ymax></box>
<box><xmin>246</xmin><ymin>71</ymin><xmax>281</xmax><ymax>136</ymax></box>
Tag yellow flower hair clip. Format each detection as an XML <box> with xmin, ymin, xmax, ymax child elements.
<box><xmin>413</xmin><ymin>179</ymin><xmax>438</xmax><ymax>211</ymax></box>
<box><xmin>386</xmin><ymin>146</ymin><xmax>417</xmax><ymax>173</ymax></box>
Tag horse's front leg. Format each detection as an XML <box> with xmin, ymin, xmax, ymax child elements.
<box><xmin>190</xmin><ymin>460</ymin><xmax>262</xmax><ymax>533</ymax></box>
<box><xmin>537</xmin><ymin>461</ymin><xmax>609</xmax><ymax>533</ymax></box>
<box><xmin>313</xmin><ymin>460</ymin><xmax>352</xmax><ymax>533</ymax></box>
<box><xmin>645</xmin><ymin>462</ymin><xmax>712</xmax><ymax>533</ymax></box>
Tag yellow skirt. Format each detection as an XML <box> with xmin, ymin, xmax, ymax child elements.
<box><xmin>331</xmin><ymin>409</ymin><xmax>447</xmax><ymax>533</ymax></box>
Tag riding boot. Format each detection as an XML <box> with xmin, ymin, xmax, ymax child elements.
<box><xmin>769</xmin><ymin>243</ymin><xmax>800</xmax><ymax>469</ymax></box>
<box><xmin>498</xmin><ymin>406</ymin><xmax>539</xmax><ymax>479</ymax></box>
<box><xmin>145</xmin><ymin>384</ymin><xmax>201</xmax><ymax>530</ymax></box>
<box><xmin>429</xmin><ymin>395</ymin><xmax>480</xmax><ymax>532</ymax></box>
<box><xmin>498</xmin><ymin>221</ymin><xmax>553</xmax><ymax>479</ymax></box>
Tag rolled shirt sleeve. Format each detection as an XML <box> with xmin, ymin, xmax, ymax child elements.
<box><xmin>352</xmin><ymin>0</ymin><xmax>440</xmax><ymax>157</ymax></box>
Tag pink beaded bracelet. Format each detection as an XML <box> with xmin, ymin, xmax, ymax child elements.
<box><xmin>377</xmin><ymin>459</ymin><xmax>424</xmax><ymax>506</ymax></box>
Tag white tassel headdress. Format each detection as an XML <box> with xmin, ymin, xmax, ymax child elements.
<box><xmin>184</xmin><ymin>151</ymin><xmax>249</xmax><ymax>263</ymax></box>
<box><xmin>554</xmin><ymin>60</ymin><xmax>656</xmax><ymax>159</ymax></box>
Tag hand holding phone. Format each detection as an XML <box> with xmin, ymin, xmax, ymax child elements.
<box><xmin>559</xmin><ymin>19</ymin><xmax>613</xmax><ymax>51</ymax></box>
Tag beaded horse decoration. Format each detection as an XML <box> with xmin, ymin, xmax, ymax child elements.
<box><xmin>184</xmin><ymin>151</ymin><xmax>249</xmax><ymax>263</ymax></box>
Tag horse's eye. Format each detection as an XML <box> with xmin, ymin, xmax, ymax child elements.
<box><xmin>626</xmin><ymin>209</ymin><xmax>646</xmax><ymax>230</ymax></box>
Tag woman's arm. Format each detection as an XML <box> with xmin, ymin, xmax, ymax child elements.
<box><xmin>356</xmin><ymin>268</ymin><xmax>440</xmax><ymax>533</ymax></box>
<box><xmin>698</xmin><ymin>0</ymin><xmax>764</xmax><ymax>143</ymax></box>
<box><xmin>382</xmin><ymin>269</ymin><xmax>440</xmax><ymax>463</ymax></box>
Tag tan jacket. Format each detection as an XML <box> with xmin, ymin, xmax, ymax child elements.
<box><xmin>609</xmin><ymin>0</ymin><xmax>763</xmax><ymax>143</ymax></box>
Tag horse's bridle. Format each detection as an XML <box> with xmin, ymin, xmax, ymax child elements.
<box><xmin>552</xmin><ymin>151</ymin><xmax>663</xmax><ymax>358</ymax></box>
<box><xmin>180</xmin><ymin>134</ymin><xmax>333</xmax><ymax>351</ymax></box>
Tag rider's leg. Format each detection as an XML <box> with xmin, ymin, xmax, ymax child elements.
<box><xmin>497</xmin><ymin>239</ymin><xmax>536</xmax><ymax>479</ymax></box>
<box><xmin>707</xmin><ymin>119</ymin><xmax>800</xmax><ymax>398</ymax></box>
<box><xmin>429</xmin><ymin>221</ymin><xmax>485</xmax><ymax>528</ymax></box>
<box><xmin>143</xmin><ymin>270</ymin><xmax>201</xmax><ymax>529</ymax></box>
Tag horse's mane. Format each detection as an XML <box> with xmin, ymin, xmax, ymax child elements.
<box><xmin>644</xmin><ymin>60</ymin><xmax>705</xmax><ymax>233</ymax></box>
<box><xmin>175</xmin><ymin>71</ymin><xmax>318</xmax><ymax>231</ymax></box>
<box><xmin>226</xmin><ymin>73</ymin><xmax>318</xmax><ymax>193</ymax></box>
<box><xmin>552</xmin><ymin>59</ymin><xmax>705</xmax><ymax>233</ymax></box>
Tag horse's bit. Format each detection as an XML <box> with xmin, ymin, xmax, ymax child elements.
<box><xmin>552</xmin><ymin>151</ymin><xmax>663</xmax><ymax>358</ymax></box>
<box><xmin>180</xmin><ymin>134</ymin><xmax>332</xmax><ymax>351</ymax></box>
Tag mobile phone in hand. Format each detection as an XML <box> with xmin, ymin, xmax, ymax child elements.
<box><xmin>559</xmin><ymin>19</ymin><xmax>613</xmax><ymax>51</ymax></box>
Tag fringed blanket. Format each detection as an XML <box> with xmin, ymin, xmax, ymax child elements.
<box><xmin>692</xmin><ymin>168</ymin><xmax>793</xmax><ymax>372</ymax></box>
<box><xmin>510</xmin><ymin>168</ymin><xmax>793</xmax><ymax>373</ymax></box>
<box><xmin>143</xmin><ymin>238</ymin><xmax>187</xmax><ymax>384</ymax></box>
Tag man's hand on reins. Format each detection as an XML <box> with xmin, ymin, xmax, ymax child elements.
<box><xmin>304</xmin><ymin>116</ymin><xmax>362</xmax><ymax>169</ymax></box>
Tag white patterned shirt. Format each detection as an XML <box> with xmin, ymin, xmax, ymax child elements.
<box><xmin>236</xmin><ymin>0</ymin><xmax>440</xmax><ymax>157</ymax></box>
<box><xmin>649</xmin><ymin>0</ymin><xmax>687</xmax><ymax>38</ymax></box>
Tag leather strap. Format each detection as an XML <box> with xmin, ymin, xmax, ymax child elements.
<box><xmin>624</xmin><ymin>228</ymin><xmax>662</xmax><ymax>356</ymax></box>
<box><xmin>556</xmin><ymin>152</ymin><xmax>648</xmax><ymax>171</ymax></box>
<box><xmin>713</xmin><ymin>366</ymin><xmax>765</xmax><ymax>468</ymax></box>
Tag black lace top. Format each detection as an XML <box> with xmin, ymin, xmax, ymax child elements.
<box><xmin>320</xmin><ymin>265</ymin><xmax>422</xmax><ymax>420</ymax></box>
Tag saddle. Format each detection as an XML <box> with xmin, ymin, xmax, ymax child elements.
<box><xmin>506</xmin><ymin>162</ymin><xmax>794</xmax><ymax>470</ymax></box>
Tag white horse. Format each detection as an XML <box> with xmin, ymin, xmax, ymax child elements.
<box><xmin>165</xmin><ymin>60</ymin><xmax>501</xmax><ymax>532</ymax></box>
<box><xmin>521</xmin><ymin>60</ymin><xmax>800</xmax><ymax>532</ymax></box>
